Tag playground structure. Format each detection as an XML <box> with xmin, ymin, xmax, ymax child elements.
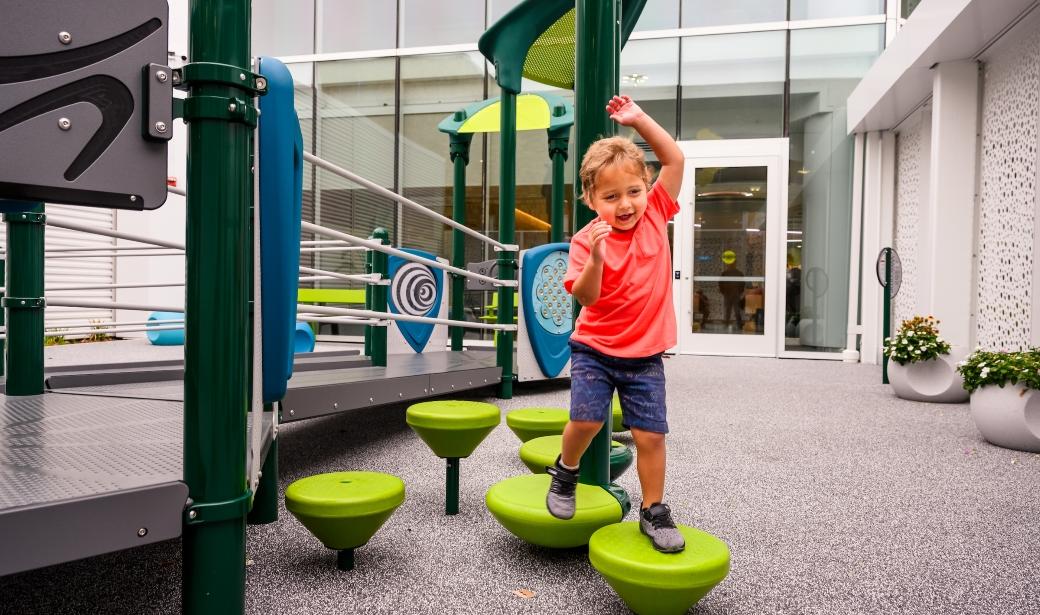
<box><xmin>0</xmin><ymin>1</ymin><xmax>730</xmax><ymax>613</ymax></box>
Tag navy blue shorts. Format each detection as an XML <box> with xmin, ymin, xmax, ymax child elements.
<box><xmin>569</xmin><ymin>340</ymin><xmax>668</xmax><ymax>433</ymax></box>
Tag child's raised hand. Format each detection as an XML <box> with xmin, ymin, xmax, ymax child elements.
<box><xmin>606</xmin><ymin>95</ymin><xmax>645</xmax><ymax>127</ymax></box>
<box><xmin>588</xmin><ymin>220</ymin><xmax>611</xmax><ymax>262</ymax></box>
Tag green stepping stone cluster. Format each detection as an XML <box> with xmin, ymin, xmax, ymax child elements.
<box><xmin>518</xmin><ymin>434</ymin><xmax>634</xmax><ymax>480</ymax></box>
<box><xmin>505</xmin><ymin>406</ymin><xmax>569</xmax><ymax>442</ymax></box>
<box><xmin>589</xmin><ymin>522</ymin><xmax>730</xmax><ymax>615</ymax></box>
<box><xmin>284</xmin><ymin>471</ymin><xmax>405</xmax><ymax>571</ymax></box>
<box><xmin>407</xmin><ymin>400</ymin><xmax>501</xmax><ymax>515</ymax></box>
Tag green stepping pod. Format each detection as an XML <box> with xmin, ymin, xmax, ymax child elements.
<box><xmin>285</xmin><ymin>471</ymin><xmax>405</xmax><ymax>570</ymax></box>
<box><xmin>519</xmin><ymin>435</ymin><xmax>634</xmax><ymax>480</ymax></box>
<box><xmin>485</xmin><ymin>474</ymin><xmax>622</xmax><ymax>548</ymax></box>
<box><xmin>407</xmin><ymin>400</ymin><xmax>501</xmax><ymax>458</ymax></box>
<box><xmin>589</xmin><ymin>522</ymin><xmax>730</xmax><ymax>615</ymax></box>
<box><xmin>505</xmin><ymin>407</ymin><xmax>569</xmax><ymax>442</ymax></box>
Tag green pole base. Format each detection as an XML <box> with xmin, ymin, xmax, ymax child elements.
<box><xmin>337</xmin><ymin>548</ymin><xmax>355</xmax><ymax>571</ymax></box>
<box><xmin>604</xmin><ymin>483</ymin><xmax>631</xmax><ymax>518</ymax></box>
<box><xmin>247</xmin><ymin>438</ymin><xmax>279</xmax><ymax>525</ymax></box>
<box><xmin>446</xmin><ymin>457</ymin><xmax>460</xmax><ymax>515</ymax></box>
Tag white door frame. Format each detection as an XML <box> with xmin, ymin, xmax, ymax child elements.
<box><xmin>671</xmin><ymin>138</ymin><xmax>789</xmax><ymax>356</ymax></box>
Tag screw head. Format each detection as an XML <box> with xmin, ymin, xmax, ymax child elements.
<box><xmin>129</xmin><ymin>195</ymin><xmax>137</xmax><ymax>202</ymax></box>
<box><xmin>188</xmin><ymin>510</ymin><xmax>197</xmax><ymax>520</ymax></box>
<box><xmin>58</xmin><ymin>31</ymin><xmax>72</xmax><ymax>44</ymax></box>
<box><xmin>239</xmin><ymin>73</ymin><xmax>246</xmax><ymax>81</ymax></box>
<box><xmin>255</xmin><ymin>77</ymin><xmax>267</xmax><ymax>91</ymax></box>
<box><xmin>156</xmin><ymin>70</ymin><xmax>168</xmax><ymax>83</ymax></box>
<box><xmin>333</xmin><ymin>402</ymin><xmax>339</xmax><ymax>409</ymax></box>
<box><xmin>228</xmin><ymin>102</ymin><xmax>237</xmax><ymax>112</ymax></box>
<box><xmin>154</xmin><ymin>121</ymin><xmax>167</xmax><ymax>133</ymax></box>
<box><xmin>289</xmin><ymin>409</ymin><xmax>295</xmax><ymax>416</ymax></box>
<box><xmin>137</xmin><ymin>527</ymin><xmax>148</xmax><ymax>537</ymax></box>
<box><xmin>57</xmin><ymin>117</ymin><xmax>71</xmax><ymax>130</ymax></box>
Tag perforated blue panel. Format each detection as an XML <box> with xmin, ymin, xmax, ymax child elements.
<box><xmin>521</xmin><ymin>242</ymin><xmax>572</xmax><ymax>377</ymax></box>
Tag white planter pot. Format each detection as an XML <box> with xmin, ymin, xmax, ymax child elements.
<box><xmin>969</xmin><ymin>384</ymin><xmax>1040</xmax><ymax>453</ymax></box>
<box><xmin>888</xmin><ymin>348</ymin><xmax>969</xmax><ymax>403</ymax></box>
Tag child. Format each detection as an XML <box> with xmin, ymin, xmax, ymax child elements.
<box><xmin>546</xmin><ymin>94</ymin><xmax>685</xmax><ymax>553</ymax></box>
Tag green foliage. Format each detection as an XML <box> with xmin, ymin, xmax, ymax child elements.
<box><xmin>956</xmin><ymin>348</ymin><xmax>1040</xmax><ymax>394</ymax></box>
<box><xmin>883</xmin><ymin>315</ymin><xmax>951</xmax><ymax>365</ymax></box>
<box><xmin>44</xmin><ymin>329</ymin><xmax>68</xmax><ymax>346</ymax></box>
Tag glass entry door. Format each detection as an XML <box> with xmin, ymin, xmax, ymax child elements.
<box><xmin>672</xmin><ymin>140</ymin><xmax>786</xmax><ymax>356</ymax></box>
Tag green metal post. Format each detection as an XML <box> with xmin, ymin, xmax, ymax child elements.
<box><xmin>548</xmin><ymin>122</ymin><xmax>570</xmax><ymax>244</ymax></box>
<box><xmin>247</xmin><ymin>412</ymin><xmax>278</xmax><ymax>525</ymax></box>
<box><xmin>575</xmin><ymin>0</ymin><xmax>620</xmax><ymax>489</ymax></box>
<box><xmin>371</xmin><ymin>228</ymin><xmax>389</xmax><ymax>367</ymax></box>
<box><xmin>882</xmin><ymin>248</ymin><xmax>892</xmax><ymax>385</ymax></box>
<box><xmin>497</xmin><ymin>91</ymin><xmax>518</xmax><ymax>399</ymax></box>
<box><xmin>364</xmin><ymin>245</ymin><xmax>374</xmax><ymax>357</ymax></box>
<box><xmin>183</xmin><ymin>0</ymin><xmax>253</xmax><ymax>612</ymax></box>
<box><xmin>445</xmin><ymin>457</ymin><xmax>460</xmax><ymax>515</ymax></box>
<box><xmin>449</xmin><ymin>132</ymin><xmax>474</xmax><ymax>352</ymax></box>
<box><xmin>0</xmin><ymin>257</ymin><xmax>6</xmax><ymax>379</ymax></box>
<box><xmin>2</xmin><ymin>202</ymin><xmax>45</xmax><ymax>396</ymax></box>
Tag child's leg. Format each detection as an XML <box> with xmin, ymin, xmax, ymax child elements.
<box><xmin>560</xmin><ymin>419</ymin><xmax>604</xmax><ymax>468</ymax></box>
<box><xmin>630</xmin><ymin>428</ymin><xmax>666</xmax><ymax>506</ymax></box>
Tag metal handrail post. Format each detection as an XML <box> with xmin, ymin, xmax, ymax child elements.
<box><xmin>449</xmin><ymin>132</ymin><xmax>473</xmax><ymax>352</ymax></box>
<box><xmin>371</xmin><ymin>228</ymin><xmax>389</xmax><ymax>367</ymax></box>
<box><xmin>1</xmin><ymin>201</ymin><xmax>45</xmax><ymax>396</ymax></box>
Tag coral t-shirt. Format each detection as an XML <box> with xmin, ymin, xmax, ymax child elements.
<box><xmin>564</xmin><ymin>182</ymin><xmax>680</xmax><ymax>358</ymax></box>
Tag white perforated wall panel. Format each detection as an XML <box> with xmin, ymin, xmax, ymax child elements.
<box><xmin>977</xmin><ymin>27</ymin><xmax>1040</xmax><ymax>350</ymax></box>
<box><xmin>893</xmin><ymin>118</ymin><xmax>924</xmax><ymax>329</ymax></box>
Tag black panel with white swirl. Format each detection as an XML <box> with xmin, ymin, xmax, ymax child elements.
<box><xmin>392</xmin><ymin>262</ymin><xmax>438</xmax><ymax>316</ymax></box>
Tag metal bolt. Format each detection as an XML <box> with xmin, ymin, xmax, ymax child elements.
<box><xmin>58</xmin><ymin>31</ymin><xmax>72</xmax><ymax>44</ymax></box>
<box><xmin>333</xmin><ymin>402</ymin><xmax>338</xmax><ymax>409</ymax></box>
<box><xmin>137</xmin><ymin>528</ymin><xmax>148</xmax><ymax>537</ymax></box>
<box><xmin>289</xmin><ymin>409</ymin><xmax>295</xmax><ymax>416</ymax></box>
<box><xmin>239</xmin><ymin>73</ymin><xmax>246</xmax><ymax>81</ymax></box>
<box><xmin>255</xmin><ymin>77</ymin><xmax>267</xmax><ymax>90</ymax></box>
<box><xmin>58</xmin><ymin>117</ymin><xmax>71</xmax><ymax>130</ymax></box>
<box><xmin>228</xmin><ymin>102</ymin><xmax>237</xmax><ymax>112</ymax></box>
<box><xmin>129</xmin><ymin>195</ymin><xmax>137</xmax><ymax>202</ymax></box>
<box><xmin>156</xmin><ymin>70</ymin><xmax>168</xmax><ymax>83</ymax></box>
<box><xmin>369</xmin><ymin>397</ymin><xmax>374</xmax><ymax>402</ymax></box>
<box><xmin>398</xmin><ymin>393</ymin><xmax>403</xmax><ymax>397</ymax></box>
<box><xmin>258</xmin><ymin>471</ymin><xmax>263</xmax><ymax>479</ymax></box>
<box><xmin>188</xmin><ymin>510</ymin><xmax>197</xmax><ymax>520</ymax></box>
<box><xmin>154</xmin><ymin>121</ymin><xmax>167</xmax><ymax>133</ymax></box>
<box><xmin>172</xmin><ymin>72</ymin><xmax>182</xmax><ymax>85</ymax></box>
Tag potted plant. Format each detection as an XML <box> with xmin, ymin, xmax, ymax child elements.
<box><xmin>883</xmin><ymin>316</ymin><xmax>968</xmax><ymax>403</ymax></box>
<box><xmin>957</xmin><ymin>349</ymin><xmax>1040</xmax><ymax>452</ymax></box>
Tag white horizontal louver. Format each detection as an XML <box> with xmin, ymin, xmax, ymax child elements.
<box><xmin>43</xmin><ymin>204</ymin><xmax>116</xmax><ymax>335</ymax></box>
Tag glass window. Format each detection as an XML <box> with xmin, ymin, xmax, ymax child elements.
<box><xmin>288</xmin><ymin>63</ymin><xmax>317</xmax><ymax>274</ymax></box>
<box><xmin>680</xmin><ymin>31</ymin><xmax>786</xmax><ymax>140</ymax></box>
<box><xmin>790</xmin><ymin>0</ymin><xmax>885</xmax><ymax>20</ymax></box>
<box><xmin>620</xmin><ymin>38</ymin><xmax>679</xmax><ymax>142</ymax></box>
<box><xmin>785</xmin><ymin>25</ymin><xmax>884</xmax><ymax>352</ymax></box>
<box><xmin>680</xmin><ymin>0</ymin><xmax>785</xmax><ymax>28</ymax></box>
<box><xmin>634</xmin><ymin>0</ymin><xmax>679</xmax><ymax>31</ymax></box>
<box><xmin>252</xmin><ymin>0</ymin><xmax>314</xmax><ymax>57</ymax></box>
<box><xmin>311</xmin><ymin>57</ymin><xmax>398</xmax><ymax>326</ymax></box>
<box><xmin>401</xmin><ymin>0</ymin><xmax>485</xmax><ymax>47</ymax></box>
<box><xmin>319</xmin><ymin>1</ymin><xmax>396</xmax><ymax>53</ymax></box>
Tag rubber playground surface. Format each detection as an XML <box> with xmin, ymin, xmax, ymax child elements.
<box><xmin>2</xmin><ymin>350</ymin><xmax>1038</xmax><ymax>614</ymax></box>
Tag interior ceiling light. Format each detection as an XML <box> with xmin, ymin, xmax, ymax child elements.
<box><xmin>622</xmin><ymin>72</ymin><xmax>647</xmax><ymax>86</ymax></box>
<box><xmin>797</xmin><ymin>168</ymin><xmax>810</xmax><ymax>175</ymax></box>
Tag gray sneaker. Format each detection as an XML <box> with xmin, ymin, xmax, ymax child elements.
<box><xmin>640</xmin><ymin>503</ymin><xmax>685</xmax><ymax>553</ymax></box>
<box><xmin>545</xmin><ymin>457</ymin><xmax>579</xmax><ymax>520</ymax></box>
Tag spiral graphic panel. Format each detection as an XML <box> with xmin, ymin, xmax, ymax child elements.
<box><xmin>387</xmin><ymin>248</ymin><xmax>444</xmax><ymax>353</ymax></box>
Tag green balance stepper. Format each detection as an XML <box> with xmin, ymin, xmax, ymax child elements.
<box><xmin>285</xmin><ymin>471</ymin><xmax>405</xmax><ymax>571</ymax></box>
<box><xmin>406</xmin><ymin>400</ymin><xmax>500</xmax><ymax>459</ymax></box>
<box><xmin>518</xmin><ymin>434</ymin><xmax>634</xmax><ymax>480</ymax></box>
<box><xmin>505</xmin><ymin>407</ymin><xmax>569</xmax><ymax>442</ymax></box>
<box><xmin>589</xmin><ymin>522</ymin><xmax>730</xmax><ymax>615</ymax></box>
<box><xmin>485</xmin><ymin>473</ymin><xmax>623</xmax><ymax>548</ymax></box>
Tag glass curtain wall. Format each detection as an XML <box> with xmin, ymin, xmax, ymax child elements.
<box><xmin>266</xmin><ymin>1</ymin><xmax>888</xmax><ymax>352</ymax></box>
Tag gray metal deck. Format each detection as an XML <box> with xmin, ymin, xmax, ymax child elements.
<box><xmin>0</xmin><ymin>392</ymin><xmax>271</xmax><ymax>577</ymax></box>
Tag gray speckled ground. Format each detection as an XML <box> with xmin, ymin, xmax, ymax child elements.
<box><xmin>2</xmin><ymin>355</ymin><xmax>1039</xmax><ymax>615</ymax></box>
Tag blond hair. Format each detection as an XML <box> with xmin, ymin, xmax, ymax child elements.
<box><xmin>578</xmin><ymin>136</ymin><xmax>653</xmax><ymax>206</ymax></box>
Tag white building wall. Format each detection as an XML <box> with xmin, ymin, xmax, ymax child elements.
<box><xmin>976</xmin><ymin>26</ymin><xmax>1040</xmax><ymax>350</ymax></box>
<box><xmin>893</xmin><ymin>113</ymin><xmax>925</xmax><ymax>327</ymax></box>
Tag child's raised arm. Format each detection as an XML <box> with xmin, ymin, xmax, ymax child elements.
<box><xmin>606</xmin><ymin>95</ymin><xmax>684</xmax><ymax>201</ymax></box>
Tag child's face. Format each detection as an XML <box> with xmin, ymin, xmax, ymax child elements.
<box><xmin>586</xmin><ymin>163</ymin><xmax>648</xmax><ymax>232</ymax></box>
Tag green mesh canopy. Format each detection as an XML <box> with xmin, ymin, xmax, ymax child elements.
<box><xmin>523</xmin><ymin>9</ymin><xmax>577</xmax><ymax>90</ymax></box>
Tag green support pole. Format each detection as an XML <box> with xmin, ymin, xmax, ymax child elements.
<box><xmin>575</xmin><ymin>0</ymin><xmax>620</xmax><ymax>490</ymax></box>
<box><xmin>445</xmin><ymin>457</ymin><xmax>460</xmax><ymax>515</ymax></box>
<box><xmin>2</xmin><ymin>202</ymin><xmax>45</xmax><ymax>396</ymax></box>
<box><xmin>548</xmin><ymin>123</ymin><xmax>570</xmax><ymax>244</ymax></box>
<box><xmin>247</xmin><ymin>412</ymin><xmax>278</xmax><ymax>525</ymax></box>
<box><xmin>449</xmin><ymin>132</ymin><xmax>474</xmax><ymax>352</ymax></box>
<box><xmin>0</xmin><ymin>257</ymin><xmax>6</xmax><ymax>379</ymax></box>
<box><xmin>364</xmin><ymin>245</ymin><xmax>374</xmax><ymax>357</ymax></box>
<box><xmin>497</xmin><ymin>91</ymin><xmax>518</xmax><ymax>399</ymax></box>
<box><xmin>371</xmin><ymin>228</ymin><xmax>389</xmax><ymax>367</ymax></box>
<box><xmin>882</xmin><ymin>248</ymin><xmax>892</xmax><ymax>385</ymax></box>
<box><xmin>183</xmin><ymin>0</ymin><xmax>253</xmax><ymax>612</ymax></box>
